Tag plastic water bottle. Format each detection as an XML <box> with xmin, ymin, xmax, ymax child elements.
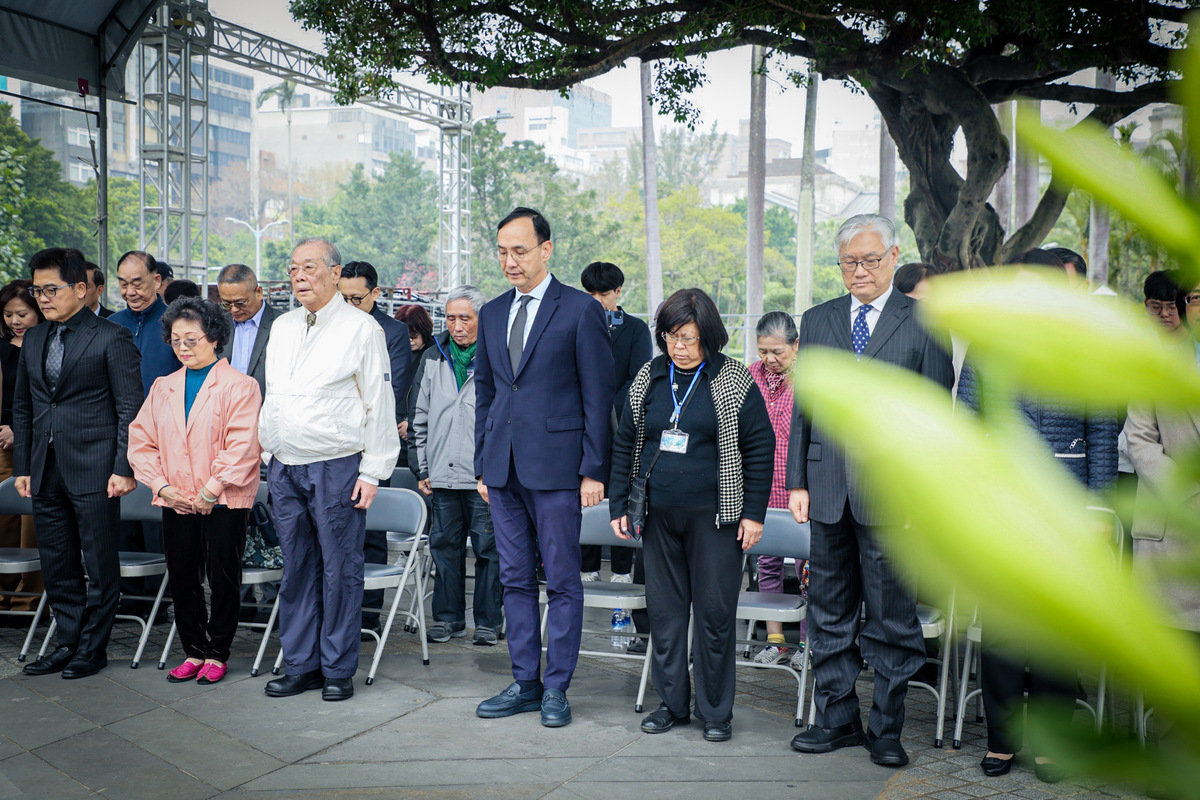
<box><xmin>611</xmin><ymin>609</ymin><xmax>633</xmax><ymax>648</ymax></box>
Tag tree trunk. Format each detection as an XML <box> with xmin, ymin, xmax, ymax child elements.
<box><xmin>1087</xmin><ymin>71</ymin><xmax>1116</xmax><ymax>288</ymax></box>
<box><xmin>879</xmin><ymin>116</ymin><xmax>896</xmax><ymax>221</ymax></box>
<box><xmin>1013</xmin><ymin>99</ymin><xmax>1040</xmax><ymax>230</ymax></box>
<box><xmin>746</xmin><ymin>45</ymin><xmax>767</xmax><ymax>323</ymax></box>
<box><xmin>641</xmin><ymin>60</ymin><xmax>664</xmax><ymax>319</ymax></box>
<box><xmin>794</xmin><ymin>65</ymin><xmax>818</xmax><ymax>315</ymax></box>
<box><xmin>286</xmin><ymin>109</ymin><xmax>295</xmax><ymax>248</ymax></box>
<box><xmin>991</xmin><ymin>102</ymin><xmax>1013</xmax><ymax>235</ymax></box>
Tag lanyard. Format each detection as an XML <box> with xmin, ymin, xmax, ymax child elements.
<box><xmin>668</xmin><ymin>361</ymin><xmax>705</xmax><ymax>427</ymax></box>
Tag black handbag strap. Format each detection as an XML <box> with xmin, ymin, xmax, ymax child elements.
<box><xmin>638</xmin><ymin>369</ymin><xmax>701</xmax><ymax>481</ymax></box>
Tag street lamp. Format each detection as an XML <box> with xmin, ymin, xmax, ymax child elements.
<box><xmin>225</xmin><ymin>216</ymin><xmax>290</xmax><ymax>280</ymax></box>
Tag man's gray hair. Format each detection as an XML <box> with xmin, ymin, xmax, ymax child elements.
<box><xmin>293</xmin><ymin>237</ymin><xmax>341</xmax><ymax>268</ymax></box>
<box><xmin>445</xmin><ymin>284</ymin><xmax>485</xmax><ymax>314</ymax></box>
<box><xmin>217</xmin><ymin>263</ymin><xmax>258</xmax><ymax>287</ymax></box>
<box><xmin>835</xmin><ymin>214</ymin><xmax>897</xmax><ymax>254</ymax></box>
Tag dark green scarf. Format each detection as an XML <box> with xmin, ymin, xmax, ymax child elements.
<box><xmin>449</xmin><ymin>339</ymin><xmax>476</xmax><ymax>389</ymax></box>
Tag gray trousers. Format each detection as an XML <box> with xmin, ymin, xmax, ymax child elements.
<box><xmin>270</xmin><ymin>454</ymin><xmax>365</xmax><ymax>679</ymax></box>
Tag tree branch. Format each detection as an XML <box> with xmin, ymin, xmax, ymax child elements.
<box><xmin>1015</xmin><ymin>80</ymin><xmax>1175</xmax><ymax>106</ymax></box>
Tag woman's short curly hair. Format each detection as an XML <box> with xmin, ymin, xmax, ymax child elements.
<box><xmin>161</xmin><ymin>297</ymin><xmax>234</xmax><ymax>354</ymax></box>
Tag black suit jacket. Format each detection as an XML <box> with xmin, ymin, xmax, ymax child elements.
<box><xmin>785</xmin><ymin>291</ymin><xmax>954</xmax><ymax>525</ymax></box>
<box><xmin>608</xmin><ymin>307</ymin><xmax>653</xmax><ymax>420</ymax></box>
<box><xmin>13</xmin><ymin>310</ymin><xmax>144</xmax><ymax>496</ymax></box>
<box><xmin>97</xmin><ymin>304</ymin><xmax>115</xmax><ymax>318</ymax></box>
<box><xmin>371</xmin><ymin>305</ymin><xmax>411</xmax><ymax>425</ymax></box>
<box><xmin>227</xmin><ymin>303</ymin><xmax>282</xmax><ymax>399</ymax></box>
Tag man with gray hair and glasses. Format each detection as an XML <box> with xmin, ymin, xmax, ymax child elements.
<box><xmin>259</xmin><ymin>238</ymin><xmax>399</xmax><ymax>702</ymax></box>
<box><xmin>411</xmin><ymin>285</ymin><xmax>503</xmax><ymax>646</ymax></box>
<box><xmin>787</xmin><ymin>214</ymin><xmax>953</xmax><ymax>767</ymax></box>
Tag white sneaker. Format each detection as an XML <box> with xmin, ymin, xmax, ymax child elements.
<box><xmin>788</xmin><ymin>646</ymin><xmax>806</xmax><ymax>670</ymax></box>
<box><xmin>752</xmin><ymin>645</ymin><xmax>789</xmax><ymax>665</ymax></box>
<box><xmin>581</xmin><ymin>571</ymin><xmax>600</xmax><ymax>582</ymax></box>
<box><xmin>610</xmin><ymin>572</ymin><xmax>633</xmax><ymax>584</ymax></box>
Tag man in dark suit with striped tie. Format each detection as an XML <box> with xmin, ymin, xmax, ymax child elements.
<box><xmin>14</xmin><ymin>248</ymin><xmax>143</xmax><ymax>679</ymax></box>
<box><xmin>788</xmin><ymin>214</ymin><xmax>954</xmax><ymax>767</ymax></box>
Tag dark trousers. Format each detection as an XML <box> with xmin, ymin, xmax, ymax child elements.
<box><xmin>980</xmin><ymin>630</ymin><xmax>1076</xmax><ymax>754</ymax></box>
<box><xmin>162</xmin><ymin>506</ymin><xmax>247</xmax><ymax>662</ymax></box>
<box><xmin>643</xmin><ymin>503</ymin><xmax>743</xmax><ymax>724</ymax></box>
<box><xmin>631</xmin><ymin>548</ymin><xmax>648</xmax><ymax>634</ymax></box>
<box><xmin>580</xmin><ymin>544</ymin><xmax>633</xmax><ymax>575</ymax></box>
<box><xmin>809</xmin><ymin>502</ymin><xmax>925</xmax><ymax>739</ymax></box>
<box><xmin>488</xmin><ymin>475</ymin><xmax>583</xmax><ymax>692</ymax></box>
<box><xmin>429</xmin><ymin>489</ymin><xmax>503</xmax><ymax>629</ymax></box>
<box><xmin>270</xmin><ymin>455</ymin><xmax>365</xmax><ymax>679</ymax></box>
<box><xmin>361</xmin><ymin>476</ymin><xmax>391</xmax><ymax>628</ymax></box>
<box><xmin>32</xmin><ymin>448</ymin><xmax>121</xmax><ymax>654</ymax></box>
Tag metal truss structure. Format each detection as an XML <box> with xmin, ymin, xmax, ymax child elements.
<box><xmin>138</xmin><ymin>0</ymin><xmax>473</xmax><ymax>289</ymax></box>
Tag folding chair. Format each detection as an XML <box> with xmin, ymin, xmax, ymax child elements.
<box><xmin>272</xmin><ymin>486</ymin><xmax>429</xmax><ymax>684</ymax></box>
<box><xmin>540</xmin><ymin>500</ymin><xmax>653</xmax><ymax>713</ymax></box>
<box><xmin>734</xmin><ymin>509</ymin><xmax>811</xmax><ymax>727</ymax></box>
<box><xmin>910</xmin><ymin>593</ymin><xmax>956</xmax><ymax>748</ymax></box>
<box><xmin>0</xmin><ymin>478</ymin><xmax>46</xmax><ymax>662</ymax></box>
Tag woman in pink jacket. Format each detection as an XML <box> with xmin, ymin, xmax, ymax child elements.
<box><xmin>129</xmin><ymin>297</ymin><xmax>262</xmax><ymax>685</ymax></box>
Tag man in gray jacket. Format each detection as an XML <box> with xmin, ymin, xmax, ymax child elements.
<box><xmin>412</xmin><ymin>285</ymin><xmax>503</xmax><ymax>646</ymax></box>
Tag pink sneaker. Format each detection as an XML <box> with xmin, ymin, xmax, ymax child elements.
<box><xmin>167</xmin><ymin>660</ymin><xmax>204</xmax><ymax>683</ymax></box>
<box><xmin>196</xmin><ymin>662</ymin><xmax>227</xmax><ymax>685</ymax></box>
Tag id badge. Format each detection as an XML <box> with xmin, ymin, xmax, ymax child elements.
<box><xmin>660</xmin><ymin>428</ymin><xmax>689</xmax><ymax>454</ymax></box>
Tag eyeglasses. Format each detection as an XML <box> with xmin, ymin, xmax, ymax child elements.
<box><xmin>169</xmin><ymin>337</ymin><xmax>206</xmax><ymax>350</ymax></box>
<box><xmin>1144</xmin><ymin>300</ymin><xmax>1180</xmax><ymax>316</ymax></box>
<box><xmin>837</xmin><ymin>255</ymin><xmax>888</xmax><ymax>273</ymax></box>
<box><xmin>219</xmin><ymin>298</ymin><xmax>252</xmax><ymax>311</ymax></box>
<box><xmin>343</xmin><ymin>293</ymin><xmax>370</xmax><ymax>306</ymax></box>
<box><xmin>496</xmin><ymin>245</ymin><xmax>542</xmax><ymax>263</ymax></box>
<box><xmin>1185</xmin><ymin>293</ymin><xmax>1200</xmax><ymax>306</ymax></box>
<box><xmin>662</xmin><ymin>332</ymin><xmax>700</xmax><ymax>346</ymax></box>
<box><xmin>29</xmin><ymin>283</ymin><xmax>79</xmax><ymax>298</ymax></box>
<box><xmin>286</xmin><ymin>263</ymin><xmax>326</xmax><ymax>277</ymax></box>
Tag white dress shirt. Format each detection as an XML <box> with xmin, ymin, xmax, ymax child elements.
<box><xmin>258</xmin><ymin>297</ymin><xmax>399</xmax><ymax>484</ymax></box>
<box><xmin>506</xmin><ymin>271</ymin><xmax>552</xmax><ymax>344</ymax></box>
<box><xmin>230</xmin><ymin>302</ymin><xmax>265</xmax><ymax>375</ymax></box>
<box><xmin>850</xmin><ymin>284</ymin><xmax>894</xmax><ymax>336</ymax></box>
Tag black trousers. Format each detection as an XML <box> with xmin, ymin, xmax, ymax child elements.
<box><xmin>579</xmin><ymin>544</ymin><xmax>633</xmax><ymax>575</ymax></box>
<box><xmin>979</xmin><ymin>629</ymin><xmax>1076</xmax><ymax>754</ymax></box>
<box><xmin>162</xmin><ymin>506</ymin><xmax>248</xmax><ymax>662</ymax></box>
<box><xmin>643</xmin><ymin>502</ymin><xmax>743</xmax><ymax>723</ymax></box>
<box><xmin>808</xmin><ymin>502</ymin><xmax>925</xmax><ymax>739</ymax></box>
<box><xmin>33</xmin><ymin>447</ymin><xmax>121</xmax><ymax>654</ymax></box>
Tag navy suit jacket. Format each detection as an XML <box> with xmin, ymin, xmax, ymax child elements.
<box><xmin>371</xmin><ymin>304</ymin><xmax>411</xmax><ymax>425</ymax></box>
<box><xmin>474</xmin><ymin>276</ymin><xmax>615</xmax><ymax>490</ymax></box>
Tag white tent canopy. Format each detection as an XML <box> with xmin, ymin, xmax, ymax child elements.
<box><xmin>0</xmin><ymin>1</ymin><xmax>156</xmax><ymax>100</ymax></box>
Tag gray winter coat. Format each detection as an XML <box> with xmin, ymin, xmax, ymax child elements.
<box><xmin>411</xmin><ymin>331</ymin><xmax>478</xmax><ymax>490</ymax></box>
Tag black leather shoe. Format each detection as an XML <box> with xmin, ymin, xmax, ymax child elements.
<box><xmin>322</xmin><ymin>677</ymin><xmax>354</xmax><ymax>701</ymax></box>
<box><xmin>61</xmin><ymin>651</ymin><xmax>108</xmax><ymax>679</ymax></box>
<box><xmin>476</xmin><ymin>681</ymin><xmax>543</xmax><ymax>718</ymax></box>
<box><xmin>540</xmin><ymin>688</ymin><xmax>572</xmax><ymax>727</ymax></box>
<box><xmin>865</xmin><ymin>731</ymin><xmax>909</xmax><ymax>767</ymax></box>
<box><xmin>23</xmin><ymin>646</ymin><xmax>77</xmax><ymax>676</ymax></box>
<box><xmin>703</xmin><ymin>721</ymin><xmax>732</xmax><ymax>742</ymax></box>
<box><xmin>981</xmin><ymin>754</ymin><xmax>1015</xmax><ymax>777</ymax></box>
<box><xmin>791</xmin><ymin>720</ymin><xmax>866</xmax><ymax>753</ymax></box>
<box><xmin>1034</xmin><ymin>759</ymin><xmax>1066</xmax><ymax>783</ymax></box>
<box><xmin>640</xmin><ymin>704</ymin><xmax>690</xmax><ymax>733</ymax></box>
<box><xmin>264</xmin><ymin>669</ymin><xmax>324</xmax><ymax>697</ymax></box>
<box><xmin>626</xmin><ymin>638</ymin><xmax>648</xmax><ymax>656</ymax></box>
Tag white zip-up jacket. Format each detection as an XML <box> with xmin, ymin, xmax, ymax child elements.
<box><xmin>258</xmin><ymin>296</ymin><xmax>399</xmax><ymax>484</ymax></box>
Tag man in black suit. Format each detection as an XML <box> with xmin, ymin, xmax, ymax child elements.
<box><xmin>338</xmin><ymin>260</ymin><xmax>411</xmax><ymax>633</ymax></box>
<box><xmin>84</xmin><ymin>264</ymin><xmax>114</xmax><ymax>317</ymax></box>
<box><xmin>787</xmin><ymin>214</ymin><xmax>954</xmax><ymax>767</ymax></box>
<box><xmin>14</xmin><ymin>248</ymin><xmax>143</xmax><ymax>679</ymax></box>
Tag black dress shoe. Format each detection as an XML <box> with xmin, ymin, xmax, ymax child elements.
<box><xmin>981</xmin><ymin>754</ymin><xmax>1015</xmax><ymax>777</ymax></box>
<box><xmin>1034</xmin><ymin>759</ymin><xmax>1066</xmax><ymax>783</ymax></box>
<box><xmin>322</xmin><ymin>677</ymin><xmax>354</xmax><ymax>701</ymax></box>
<box><xmin>640</xmin><ymin>704</ymin><xmax>690</xmax><ymax>733</ymax></box>
<box><xmin>62</xmin><ymin>652</ymin><xmax>108</xmax><ymax>679</ymax></box>
<box><xmin>264</xmin><ymin>669</ymin><xmax>324</xmax><ymax>697</ymax></box>
<box><xmin>865</xmin><ymin>732</ymin><xmax>909</xmax><ymax>767</ymax></box>
<box><xmin>703</xmin><ymin>721</ymin><xmax>732</xmax><ymax>742</ymax></box>
<box><xmin>791</xmin><ymin>720</ymin><xmax>866</xmax><ymax>753</ymax></box>
<box><xmin>626</xmin><ymin>638</ymin><xmax>648</xmax><ymax>656</ymax></box>
<box><xmin>23</xmin><ymin>646</ymin><xmax>77</xmax><ymax>676</ymax></box>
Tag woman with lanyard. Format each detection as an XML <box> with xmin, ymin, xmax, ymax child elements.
<box><xmin>609</xmin><ymin>288</ymin><xmax>774</xmax><ymax>742</ymax></box>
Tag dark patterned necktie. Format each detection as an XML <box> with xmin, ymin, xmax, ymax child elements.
<box><xmin>508</xmin><ymin>295</ymin><xmax>532</xmax><ymax>374</ymax></box>
<box><xmin>46</xmin><ymin>324</ymin><xmax>65</xmax><ymax>392</ymax></box>
<box><xmin>306</xmin><ymin>312</ymin><xmax>317</xmax><ymax>330</ymax></box>
<box><xmin>852</xmin><ymin>304</ymin><xmax>873</xmax><ymax>357</ymax></box>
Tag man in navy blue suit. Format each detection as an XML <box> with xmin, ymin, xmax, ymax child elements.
<box><xmin>473</xmin><ymin>207</ymin><xmax>615</xmax><ymax>727</ymax></box>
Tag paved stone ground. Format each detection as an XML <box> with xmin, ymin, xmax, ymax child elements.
<box><xmin>0</xmin><ymin>582</ymin><xmax>1152</xmax><ymax>799</ymax></box>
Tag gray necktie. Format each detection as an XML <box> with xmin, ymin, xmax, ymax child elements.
<box><xmin>46</xmin><ymin>324</ymin><xmax>65</xmax><ymax>393</ymax></box>
<box><xmin>509</xmin><ymin>295</ymin><xmax>532</xmax><ymax>374</ymax></box>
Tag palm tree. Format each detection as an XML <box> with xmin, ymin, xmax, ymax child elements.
<box><xmin>257</xmin><ymin>80</ymin><xmax>297</xmax><ymax>245</ymax></box>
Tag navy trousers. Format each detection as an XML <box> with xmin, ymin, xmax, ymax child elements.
<box><xmin>269</xmin><ymin>454</ymin><xmax>365</xmax><ymax>679</ymax></box>
<box><xmin>488</xmin><ymin>476</ymin><xmax>583</xmax><ymax>692</ymax></box>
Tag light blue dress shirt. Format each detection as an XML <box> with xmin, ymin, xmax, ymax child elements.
<box><xmin>230</xmin><ymin>303</ymin><xmax>265</xmax><ymax>375</ymax></box>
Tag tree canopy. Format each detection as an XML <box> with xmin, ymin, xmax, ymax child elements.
<box><xmin>290</xmin><ymin>0</ymin><xmax>1188</xmax><ymax>271</ymax></box>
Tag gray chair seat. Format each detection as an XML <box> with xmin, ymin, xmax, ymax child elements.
<box><xmin>0</xmin><ymin>548</ymin><xmax>41</xmax><ymax>572</ymax></box>
<box><xmin>364</xmin><ymin>561</ymin><xmax>409</xmax><ymax>589</ymax></box>
<box><xmin>736</xmin><ymin>590</ymin><xmax>805</xmax><ymax>621</ymax></box>
<box><xmin>117</xmin><ymin>551</ymin><xmax>167</xmax><ymax>577</ymax></box>
<box><xmin>917</xmin><ymin>604</ymin><xmax>944</xmax><ymax>637</ymax></box>
<box><xmin>540</xmin><ymin>580</ymin><xmax>647</xmax><ymax>609</ymax></box>
<box><xmin>241</xmin><ymin>567</ymin><xmax>283</xmax><ymax>584</ymax></box>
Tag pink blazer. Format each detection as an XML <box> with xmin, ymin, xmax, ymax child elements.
<box><xmin>128</xmin><ymin>359</ymin><xmax>263</xmax><ymax>509</ymax></box>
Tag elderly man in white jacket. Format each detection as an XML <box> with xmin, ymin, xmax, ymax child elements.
<box><xmin>259</xmin><ymin>238</ymin><xmax>399</xmax><ymax>703</ymax></box>
<box><xmin>412</xmin><ymin>285</ymin><xmax>503</xmax><ymax>646</ymax></box>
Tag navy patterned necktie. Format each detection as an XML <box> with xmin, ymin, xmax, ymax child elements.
<box><xmin>852</xmin><ymin>304</ymin><xmax>873</xmax><ymax>357</ymax></box>
<box><xmin>46</xmin><ymin>324</ymin><xmax>66</xmax><ymax>392</ymax></box>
